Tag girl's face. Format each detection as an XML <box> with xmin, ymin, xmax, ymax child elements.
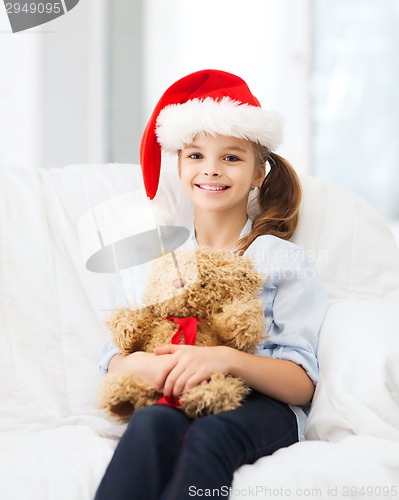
<box><xmin>178</xmin><ymin>134</ymin><xmax>265</xmax><ymax>215</ymax></box>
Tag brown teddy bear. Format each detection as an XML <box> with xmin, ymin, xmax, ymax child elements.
<box><xmin>99</xmin><ymin>249</ymin><xmax>266</xmax><ymax>422</ymax></box>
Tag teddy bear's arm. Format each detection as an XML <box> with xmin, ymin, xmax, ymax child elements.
<box><xmin>207</xmin><ymin>299</ymin><xmax>267</xmax><ymax>353</ymax></box>
<box><xmin>105</xmin><ymin>306</ymin><xmax>159</xmax><ymax>354</ymax></box>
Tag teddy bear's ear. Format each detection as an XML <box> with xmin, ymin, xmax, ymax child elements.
<box><xmin>142</xmin><ymin>251</ymin><xmax>201</xmax><ymax>306</ymax></box>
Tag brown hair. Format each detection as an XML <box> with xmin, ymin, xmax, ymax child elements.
<box><xmin>235</xmin><ymin>144</ymin><xmax>302</xmax><ymax>255</ymax></box>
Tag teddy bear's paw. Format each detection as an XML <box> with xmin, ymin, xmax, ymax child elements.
<box><xmin>98</xmin><ymin>372</ymin><xmax>158</xmax><ymax>423</ymax></box>
<box><xmin>210</xmin><ymin>300</ymin><xmax>267</xmax><ymax>353</ymax></box>
<box><xmin>179</xmin><ymin>372</ymin><xmax>251</xmax><ymax>419</ymax></box>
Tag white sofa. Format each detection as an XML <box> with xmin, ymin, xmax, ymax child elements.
<box><xmin>1</xmin><ymin>163</ymin><xmax>398</xmax><ymax>500</ymax></box>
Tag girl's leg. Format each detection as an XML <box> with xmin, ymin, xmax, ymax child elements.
<box><xmin>161</xmin><ymin>391</ymin><xmax>298</xmax><ymax>500</ymax></box>
<box><xmin>95</xmin><ymin>405</ymin><xmax>191</xmax><ymax>500</ymax></box>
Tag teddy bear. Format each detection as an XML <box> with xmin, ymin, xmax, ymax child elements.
<box><xmin>99</xmin><ymin>248</ymin><xmax>267</xmax><ymax>422</ymax></box>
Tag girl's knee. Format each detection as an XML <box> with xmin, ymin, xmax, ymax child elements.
<box><xmin>184</xmin><ymin>417</ymin><xmax>231</xmax><ymax>456</ymax></box>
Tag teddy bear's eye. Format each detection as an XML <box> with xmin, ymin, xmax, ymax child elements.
<box><xmin>200</xmin><ymin>282</ymin><xmax>207</xmax><ymax>288</ymax></box>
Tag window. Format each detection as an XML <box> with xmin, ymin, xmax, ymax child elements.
<box><xmin>312</xmin><ymin>0</ymin><xmax>399</xmax><ymax>221</ymax></box>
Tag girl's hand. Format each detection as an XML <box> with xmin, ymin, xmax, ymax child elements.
<box><xmin>153</xmin><ymin>344</ymin><xmax>231</xmax><ymax>399</ymax></box>
<box><xmin>108</xmin><ymin>351</ymin><xmax>178</xmax><ymax>392</ymax></box>
<box><xmin>150</xmin><ymin>344</ymin><xmax>315</xmax><ymax>405</ymax></box>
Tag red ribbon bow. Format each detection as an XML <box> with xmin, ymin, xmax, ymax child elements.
<box><xmin>156</xmin><ymin>316</ymin><xmax>199</xmax><ymax>408</ymax></box>
<box><xmin>167</xmin><ymin>316</ymin><xmax>199</xmax><ymax>346</ymax></box>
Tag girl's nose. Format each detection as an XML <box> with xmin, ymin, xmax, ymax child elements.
<box><xmin>203</xmin><ymin>160</ymin><xmax>221</xmax><ymax>176</ymax></box>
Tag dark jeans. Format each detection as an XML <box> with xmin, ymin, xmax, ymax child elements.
<box><xmin>95</xmin><ymin>391</ymin><xmax>298</xmax><ymax>500</ymax></box>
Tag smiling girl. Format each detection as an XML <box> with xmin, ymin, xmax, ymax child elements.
<box><xmin>179</xmin><ymin>135</ymin><xmax>265</xmax><ymax>252</ymax></box>
<box><xmin>95</xmin><ymin>70</ymin><xmax>328</xmax><ymax>500</ymax></box>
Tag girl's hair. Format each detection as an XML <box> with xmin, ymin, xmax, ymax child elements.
<box><xmin>235</xmin><ymin>143</ymin><xmax>302</xmax><ymax>255</ymax></box>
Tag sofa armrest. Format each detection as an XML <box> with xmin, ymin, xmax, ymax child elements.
<box><xmin>306</xmin><ymin>296</ymin><xmax>399</xmax><ymax>441</ymax></box>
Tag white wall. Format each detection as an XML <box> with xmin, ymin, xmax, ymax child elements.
<box><xmin>108</xmin><ymin>0</ymin><xmax>143</xmax><ymax>165</ymax></box>
<box><xmin>0</xmin><ymin>11</ymin><xmax>42</xmax><ymax>167</ymax></box>
<box><xmin>0</xmin><ymin>0</ymin><xmax>108</xmax><ymax>169</ymax></box>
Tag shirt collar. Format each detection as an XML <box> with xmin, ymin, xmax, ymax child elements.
<box><xmin>186</xmin><ymin>218</ymin><xmax>253</xmax><ymax>250</ymax></box>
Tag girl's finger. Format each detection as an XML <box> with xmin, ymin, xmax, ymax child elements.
<box><xmin>163</xmin><ymin>364</ymin><xmax>186</xmax><ymax>398</ymax></box>
<box><xmin>153</xmin><ymin>344</ymin><xmax>178</xmax><ymax>355</ymax></box>
<box><xmin>182</xmin><ymin>374</ymin><xmax>208</xmax><ymax>395</ymax></box>
<box><xmin>171</xmin><ymin>370</ymin><xmax>191</xmax><ymax>399</ymax></box>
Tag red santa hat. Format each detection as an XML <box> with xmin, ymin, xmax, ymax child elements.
<box><xmin>140</xmin><ymin>69</ymin><xmax>284</xmax><ymax>199</ymax></box>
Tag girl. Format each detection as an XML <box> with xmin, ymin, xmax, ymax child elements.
<box><xmin>95</xmin><ymin>69</ymin><xmax>328</xmax><ymax>500</ymax></box>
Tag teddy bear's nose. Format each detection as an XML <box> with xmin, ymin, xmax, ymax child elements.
<box><xmin>172</xmin><ymin>278</ymin><xmax>186</xmax><ymax>289</ymax></box>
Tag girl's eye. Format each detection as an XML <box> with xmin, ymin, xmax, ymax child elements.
<box><xmin>224</xmin><ymin>155</ymin><xmax>240</xmax><ymax>162</ymax></box>
<box><xmin>188</xmin><ymin>153</ymin><xmax>203</xmax><ymax>160</ymax></box>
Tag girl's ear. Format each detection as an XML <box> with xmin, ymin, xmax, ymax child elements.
<box><xmin>253</xmin><ymin>163</ymin><xmax>266</xmax><ymax>188</ymax></box>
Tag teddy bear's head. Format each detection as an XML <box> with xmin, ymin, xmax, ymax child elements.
<box><xmin>142</xmin><ymin>249</ymin><xmax>263</xmax><ymax>319</ymax></box>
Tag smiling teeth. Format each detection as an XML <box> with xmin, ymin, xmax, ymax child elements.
<box><xmin>199</xmin><ymin>185</ymin><xmax>227</xmax><ymax>191</ymax></box>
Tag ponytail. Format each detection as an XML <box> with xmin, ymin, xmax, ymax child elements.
<box><xmin>236</xmin><ymin>150</ymin><xmax>302</xmax><ymax>255</ymax></box>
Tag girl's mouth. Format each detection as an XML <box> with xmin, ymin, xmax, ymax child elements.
<box><xmin>195</xmin><ymin>184</ymin><xmax>230</xmax><ymax>192</ymax></box>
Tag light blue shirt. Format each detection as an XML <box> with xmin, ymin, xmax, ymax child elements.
<box><xmin>247</xmin><ymin>233</ymin><xmax>326</xmax><ymax>386</ymax></box>
<box><xmin>99</xmin><ymin>219</ymin><xmax>328</xmax><ymax>439</ymax></box>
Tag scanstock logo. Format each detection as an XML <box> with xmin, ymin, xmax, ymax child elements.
<box><xmin>4</xmin><ymin>0</ymin><xmax>79</xmax><ymax>32</ymax></box>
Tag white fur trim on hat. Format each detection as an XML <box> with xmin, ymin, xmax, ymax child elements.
<box><xmin>156</xmin><ymin>97</ymin><xmax>284</xmax><ymax>153</ymax></box>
